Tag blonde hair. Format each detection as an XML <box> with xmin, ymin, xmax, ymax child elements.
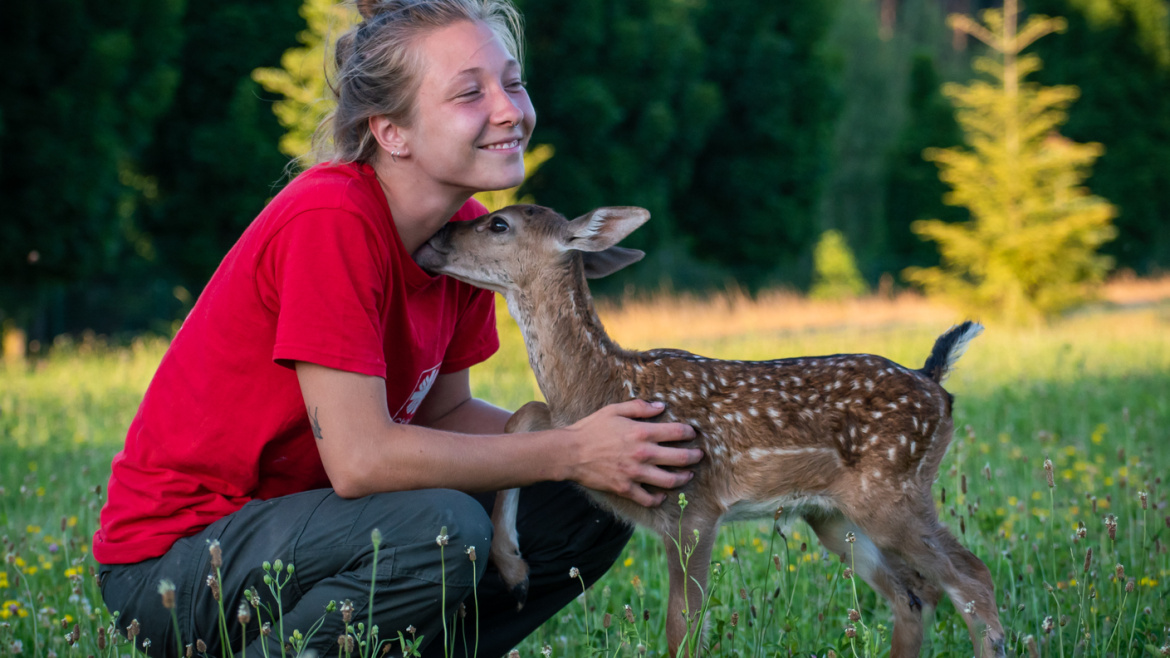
<box><xmin>312</xmin><ymin>0</ymin><xmax>524</xmax><ymax>165</ymax></box>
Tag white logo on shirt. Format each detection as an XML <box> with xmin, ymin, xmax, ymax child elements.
<box><xmin>394</xmin><ymin>364</ymin><xmax>441</xmax><ymax>424</ymax></box>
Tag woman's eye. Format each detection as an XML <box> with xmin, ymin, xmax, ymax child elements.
<box><xmin>489</xmin><ymin>218</ymin><xmax>509</xmax><ymax>233</ymax></box>
<box><xmin>506</xmin><ymin>80</ymin><xmax>527</xmax><ymax>91</ymax></box>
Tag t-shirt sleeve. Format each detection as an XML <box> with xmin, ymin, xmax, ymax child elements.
<box><xmin>261</xmin><ymin>209</ymin><xmax>388</xmax><ymax>377</ymax></box>
<box><xmin>440</xmin><ymin>288</ymin><xmax>499</xmax><ymax>373</ymax></box>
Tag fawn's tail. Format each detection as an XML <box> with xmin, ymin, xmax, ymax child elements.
<box><xmin>921</xmin><ymin>321</ymin><xmax>983</xmax><ymax>384</ymax></box>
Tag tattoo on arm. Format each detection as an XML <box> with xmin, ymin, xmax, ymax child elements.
<box><xmin>310</xmin><ymin>406</ymin><xmax>324</xmax><ymax>441</ymax></box>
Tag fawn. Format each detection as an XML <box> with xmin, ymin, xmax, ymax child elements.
<box><xmin>414</xmin><ymin>205</ymin><xmax>1005</xmax><ymax>658</ymax></box>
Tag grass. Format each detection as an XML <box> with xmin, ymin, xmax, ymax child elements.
<box><xmin>2</xmin><ymin>288</ymin><xmax>1169</xmax><ymax>657</ymax></box>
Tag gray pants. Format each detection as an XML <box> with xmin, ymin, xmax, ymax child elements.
<box><xmin>98</xmin><ymin>482</ymin><xmax>632</xmax><ymax>658</ymax></box>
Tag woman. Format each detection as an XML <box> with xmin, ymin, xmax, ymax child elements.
<box><xmin>94</xmin><ymin>1</ymin><xmax>701</xmax><ymax>656</ymax></box>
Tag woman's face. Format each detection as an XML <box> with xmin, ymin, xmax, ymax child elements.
<box><xmin>401</xmin><ymin>20</ymin><xmax>536</xmax><ymax>195</ymax></box>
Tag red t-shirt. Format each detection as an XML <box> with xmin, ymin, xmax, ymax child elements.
<box><xmin>94</xmin><ymin>162</ymin><xmax>499</xmax><ymax>564</ymax></box>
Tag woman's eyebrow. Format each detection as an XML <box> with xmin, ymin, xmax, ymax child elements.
<box><xmin>452</xmin><ymin>58</ymin><xmax>520</xmax><ymax>79</ymax></box>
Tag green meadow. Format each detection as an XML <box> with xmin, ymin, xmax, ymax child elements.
<box><xmin>1</xmin><ymin>297</ymin><xmax>1168</xmax><ymax>656</ymax></box>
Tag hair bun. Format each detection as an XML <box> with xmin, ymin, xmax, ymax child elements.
<box><xmin>355</xmin><ymin>0</ymin><xmax>383</xmax><ymax>20</ymax></box>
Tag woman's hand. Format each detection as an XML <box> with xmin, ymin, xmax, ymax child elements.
<box><xmin>561</xmin><ymin>400</ymin><xmax>702</xmax><ymax>507</ymax></box>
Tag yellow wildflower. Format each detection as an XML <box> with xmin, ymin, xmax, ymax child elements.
<box><xmin>1091</xmin><ymin>424</ymin><xmax>1106</xmax><ymax>444</ymax></box>
<box><xmin>623</xmin><ymin>557</ymin><xmax>634</xmax><ymax>568</ymax></box>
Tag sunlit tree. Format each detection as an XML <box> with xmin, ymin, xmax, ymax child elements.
<box><xmin>905</xmin><ymin>0</ymin><xmax>1117</xmax><ymax>323</ymax></box>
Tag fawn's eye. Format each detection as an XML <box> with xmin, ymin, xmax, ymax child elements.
<box><xmin>488</xmin><ymin>217</ymin><xmax>510</xmax><ymax>234</ymax></box>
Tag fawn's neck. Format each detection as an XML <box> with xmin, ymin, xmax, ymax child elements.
<box><xmin>505</xmin><ymin>256</ymin><xmax>627</xmax><ymax>422</ymax></box>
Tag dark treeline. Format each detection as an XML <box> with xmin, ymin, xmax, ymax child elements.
<box><xmin>1</xmin><ymin>0</ymin><xmax>1167</xmax><ymax>341</ymax></box>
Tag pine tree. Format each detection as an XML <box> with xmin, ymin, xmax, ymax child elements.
<box><xmin>905</xmin><ymin>0</ymin><xmax>1117</xmax><ymax>323</ymax></box>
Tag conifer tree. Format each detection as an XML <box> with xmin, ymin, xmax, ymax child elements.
<box><xmin>905</xmin><ymin>0</ymin><xmax>1117</xmax><ymax>323</ymax></box>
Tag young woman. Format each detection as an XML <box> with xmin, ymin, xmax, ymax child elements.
<box><xmin>94</xmin><ymin>1</ymin><xmax>701</xmax><ymax>656</ymax></box>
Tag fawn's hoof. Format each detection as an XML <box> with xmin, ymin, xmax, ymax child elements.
<box><xmin>509</xmin><ymin>577</ymin><xmax>529</xmax><ymax>610</ymax></box>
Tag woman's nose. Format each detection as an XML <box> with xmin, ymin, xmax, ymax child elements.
<box><xmin>491</xmin><ymin>86</ymin><xmax>524</xmax><ymax>127</ymax></box>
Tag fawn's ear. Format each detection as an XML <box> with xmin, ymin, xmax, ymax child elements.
<box><xmin>583</xmin><ymin>247</ymin><xmax>645</xmax><ymax>279</ymax></box>
<box><xmin>563</xmin><ymin>207</ymin><xmax>650</xmax><ymax>252</ymax></box>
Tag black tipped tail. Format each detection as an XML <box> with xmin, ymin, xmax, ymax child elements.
<box><xmin>921</xmin><ymin>321</ymin><xmax>984</xmax><ymax>384</ymax></box>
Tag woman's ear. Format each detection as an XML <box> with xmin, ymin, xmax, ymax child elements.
<box><xmin>369</xmin><ymin>115</ymin><xmax>409</xmax><ymax>159</ymax></box>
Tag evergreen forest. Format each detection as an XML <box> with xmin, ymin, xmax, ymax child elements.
<box><xmin>2</xmin><ymin>0</ymin><xmax>1168</xmax><ymax>340</ymax></box>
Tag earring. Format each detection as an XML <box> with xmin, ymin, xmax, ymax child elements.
<box><xmin>391</xmin><ymin>150</ymin><xmax>399</xmax><ymax>163</ymax></box>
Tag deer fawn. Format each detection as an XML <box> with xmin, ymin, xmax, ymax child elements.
<box><xmin>414</xmin><ymin>205</ymin><xmax>1005</xmax><ymax>658</ymax></box>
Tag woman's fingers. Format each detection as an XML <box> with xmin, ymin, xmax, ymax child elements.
<box><xmin>604</xmin><ymin>398</ymin><xmax>670</xmax><ymax>419</ymax></box>
<box><xmin>637</xmin><ymin>465</ymin><xmax>695</xmax><ymax>491</ymax></box>
<box><xmin>566</xmin><ymin>399</ymin><xmax>704</xmax><ymax>507</ymax></box>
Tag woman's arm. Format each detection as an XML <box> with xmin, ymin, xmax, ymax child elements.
<box><xmin>296</xmin><ymin>362</ymin><xmax>701</xmax><ymax>506</ymax></box>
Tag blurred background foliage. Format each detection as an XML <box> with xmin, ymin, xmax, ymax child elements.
<box><xmin>1</xmin><ymin>0</ymin><xmax>1168</xmax><ymax>343</ymax></box>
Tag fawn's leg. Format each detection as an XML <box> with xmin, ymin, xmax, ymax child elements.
<box><xmin>662</xmin><ymin>515</ymin><xmax>718</xmax><ymax>658</ymax></box>
<box><xmin>491</xmin><ymin>401</ymin><xmax>553</xmax><ymax>608</ymax></box>
<box><xmin>845</xmin><ymin>497</ymin><xmax>1005</xmax><ymax>658</ymax></box>
<box><xmin>807</xmin><ymin>511</ymin><xmax>937</xmax><ymax>658</ymax></box>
